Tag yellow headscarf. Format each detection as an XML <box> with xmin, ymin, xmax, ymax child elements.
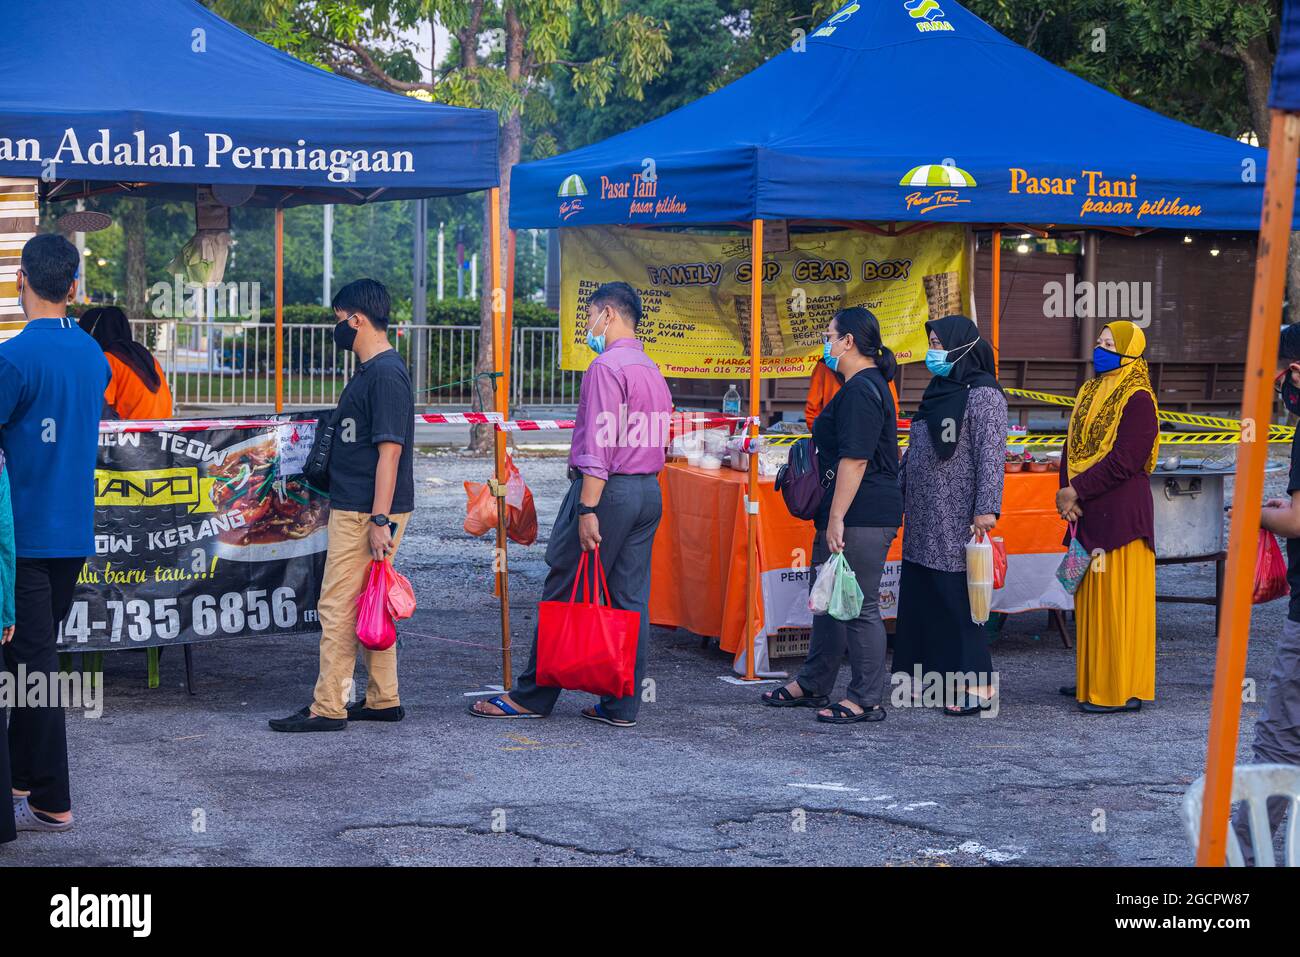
<box><xmin>1066</xmin><ymin>321</ymin><xmax>1159</xmax><ymax>480</ymax></box>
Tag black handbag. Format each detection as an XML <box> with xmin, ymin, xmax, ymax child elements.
<box><xmin>302</xmin><ymin>407</ymin><xmax>337</xmax><ymax>492</ymax></box>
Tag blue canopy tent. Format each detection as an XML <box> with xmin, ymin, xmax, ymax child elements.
<box><xmin>0</xmin><ymin>0</ymin><xmax>518</xmax><ymax>683</ymax></box>
<box><xmin>510</xmin><ymin>0</ymin><xmax>1269</xmax><ymax>231</ymax></box>
<box><xmin>509</xmin><ymin>0</ymin><xmax>1290</xmax><ymax>679</ymax></box>
<box><xmin>0</xmin><ymin>0</ymin><xmax>497</xmax><ymax>206</ymax></box>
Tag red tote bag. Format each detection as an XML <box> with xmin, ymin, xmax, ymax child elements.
<box><xmin>536</xmin><ymin>548</ymin><xmax>639</xmax><ymax>698</ymax></box>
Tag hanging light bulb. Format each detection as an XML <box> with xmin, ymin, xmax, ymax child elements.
<box><xmin>1210</xmin><ymin>245</ymin><xmax>1221</xmax><ymax>257</ymax></box>
<box><xmin>1183</xmin><ymin>235</ymin><xmax>1193</xmax><ymax>244</ymax></box>
<box><xmin>1017</xmin><ymin>241</ymin><xmax>1030</xmax><ymax>254</ymax></box>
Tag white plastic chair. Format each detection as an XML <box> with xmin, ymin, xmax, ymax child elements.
<box><xmin>1181</xmin><ymin>764</ymin><xmax>1300</xmax><ymax>867</ymax></box>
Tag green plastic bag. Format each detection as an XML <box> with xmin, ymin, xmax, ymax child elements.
<box><xmin>828</xmin><ymin>552</ymin><xmax>864</xmax><ymax>621</ymax></box>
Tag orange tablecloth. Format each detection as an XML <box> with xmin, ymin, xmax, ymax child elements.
<box><xmin>649</xmin><ymin>463</ymin><xmax>1068</xmax><ymax>673</ymax></box>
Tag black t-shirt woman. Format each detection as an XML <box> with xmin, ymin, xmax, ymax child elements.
<box><xmin>761</xmin><ymin>307</ymin><xmax>901</xmax><ymax>725</ymax></box>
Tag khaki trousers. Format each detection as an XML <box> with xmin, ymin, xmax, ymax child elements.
<box><xmin>312</xmin><ymin>509</ymin><xmax>411</xmax><ymax>719</ymax></box>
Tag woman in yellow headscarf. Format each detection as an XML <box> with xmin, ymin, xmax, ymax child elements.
<box><xmin>1055</xmin><ymin>321</ymin><xmax>1159</xmax><ymax>714</ymax></box>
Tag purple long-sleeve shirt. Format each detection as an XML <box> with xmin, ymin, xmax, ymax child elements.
<box><xmin>569</xmin><ymin>337</ymin><xmax>673</xmax><ymax>481</ymax></box>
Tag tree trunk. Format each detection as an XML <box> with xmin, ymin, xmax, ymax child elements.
<box><xmin>121</xmin><ymin>197</ymin><xmax>148</xmax><ymax>319</ymax></box>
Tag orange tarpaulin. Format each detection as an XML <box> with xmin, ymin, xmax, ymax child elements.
<box><xmin>649</xmin><ymin>462</ymin><xmax>1068</xmax><ymax>674</ymax></box>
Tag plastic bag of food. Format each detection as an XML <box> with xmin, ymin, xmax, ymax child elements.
<box><xmin>991</xmin><ymin>536</ymin><xmax>1008</xmax><ymax>590</ymax></box>
<box><xmin>966</xmin><ymin>531</ymin><xmax>993</xmax><ymax>625</ymax></box>
<box><xmin>808</xmin><ymin>552</ymin><xmax>841</xmax><ymax>615</ymax></box>
<box><xmin>387</xmin><ymin>562</ymin><xmax>417</xmax><ymax>621</ymax></box>
<box><xmin>1253</xmin><ymin>529</ymin><xmax>1290</xmax><ymax>604</ymax></box>
<box><xmin>356</xmin><ymin>561</ymin><xmax>397</xmax><ymax>651</ymax></box>
<box><xmin>463</xmin><ymin>455</ymin><xmax>538</xmax><ymax>546</ymax></box>
<box><xmin>828</xmin><ymin>553</ymin><xmax>864</xmax><ymax>621</ymax></box>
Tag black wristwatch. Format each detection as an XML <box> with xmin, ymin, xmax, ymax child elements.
<box><xmin>369</xmin><ymin>514</ymin><xmax>390</xmax><ymax>527</ymax></box>
<box><xmin>577</xmin><ymin>503</ymin><xmax>598</xmax><ymax>516</ymax></box>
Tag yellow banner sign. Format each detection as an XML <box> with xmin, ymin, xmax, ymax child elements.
<box><xmin>559</xmin><ymin>225</ymin><xmax>968</xmax><ymax>379</ymax></box>
<box><xmin>95</xmin><ymin>468</ymin><xmax>217</xmax><ymax>513</ymax></box>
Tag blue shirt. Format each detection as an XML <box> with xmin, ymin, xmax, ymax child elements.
<box><xmin>0</xmin><ymin>317</ymin><xmax>111</xmax><ymax>558</ymax></box>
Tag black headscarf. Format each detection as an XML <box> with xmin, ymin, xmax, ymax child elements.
<box><xmin>915</xmin><ymin>315</ymin><xmax>1001</xmax><ymax>460</ymax></box>
<box><xmin>79</xmin><ymin>306</ymin><xmax>162</xmax><ymax>393</ymax></box>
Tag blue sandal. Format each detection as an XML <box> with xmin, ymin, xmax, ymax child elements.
<box><xmin>467</xmin><ymin>695</ymin><xmax>542</xmax><ymax>719</ymax></box>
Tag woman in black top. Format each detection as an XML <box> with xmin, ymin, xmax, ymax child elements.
<box><xmin>762</xmin><ymin>307</ymin><xmax>902</xmax><ymax>724</ymax></box>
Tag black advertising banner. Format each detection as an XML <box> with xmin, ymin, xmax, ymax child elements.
<box><xmin>59</xmin><ymin>416</ymin><xmax>329</xmax><ymax>652</ymax></box>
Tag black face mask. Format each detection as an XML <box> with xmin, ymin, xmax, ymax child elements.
<box><xmin>1283</xmin><ymin>377</ymin><xmax>1300</xmax><ymax>416</ymax></box>
<box><xmin>333</xmin><ymin>317</ymin><xmax>358</xmax><ymax>352</ymax></box>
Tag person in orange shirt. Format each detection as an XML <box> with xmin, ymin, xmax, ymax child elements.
<box><xmin>78</xmin><ymin>306</ymin><xmax>173</xmax><ymax>420</ymax></box>
<box><xmin>804</xmin><ymin>358</ymin><xmax>842</xmax><ymax>426</ymax></box>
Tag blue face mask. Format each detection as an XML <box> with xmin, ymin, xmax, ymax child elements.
<box><xmin>925</xmin><ymin>349</ymin><xmax>952</xmax><ymax>377</ymax></box>
<box><xmin>924</xmin><ymin>338</ymin><xmax>976</xmax><ymax>378</ymax></box>
<box><xmin>1092</xmin><ymin>346</ymin><xmax>1124</xmax><ymax>375</ymax></box>
<box><xmin>586</xmin><ymin>311</ymin><xmax>609</xmax><ymax>355</ymax></box>
<box><xmin>822</xmin><ymin>337</ymin><xmax>844</xmax><ymax>373</ymax></box>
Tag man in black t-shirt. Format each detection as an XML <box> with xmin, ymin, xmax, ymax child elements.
<box><xmin>1231</xmin><ymin>324</ymin><xmax>1300</xmax><ymax>859</ymax></box>
<box><xmin>270</xmin><ymin>279</ymin><xmax>416</xmax><ymax>733</ymax></box>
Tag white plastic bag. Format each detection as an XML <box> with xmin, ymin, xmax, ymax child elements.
<box><xmin>965</xmin><ymin>531</ymin><xmax>993</xmax><ymax>625</ymax></box>
<box><xmin>809</xmin><ymin>552</ymin><xmax>842</xmax><ymax>615</ymax></box>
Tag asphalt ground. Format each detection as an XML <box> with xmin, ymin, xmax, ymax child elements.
<box><xmin>3</xmin><ymin>445</ymin><xmax>1291</xmax><ymax>867</ymax></box>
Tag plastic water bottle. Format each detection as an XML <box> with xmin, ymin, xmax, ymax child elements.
<box><xmin>722</xmin><ymin>383</ymin><xmax>741</xmax><ymax>417</ymax></box>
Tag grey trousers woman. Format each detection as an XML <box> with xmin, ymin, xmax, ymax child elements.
<box><xmin>796</xmin><ymin>526</ymin><xmax>898</xmax><ymax>709</ymax></box>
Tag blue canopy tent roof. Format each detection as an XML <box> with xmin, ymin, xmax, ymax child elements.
<box><xmin>0</xmin><ymin>0</ymin><xmax>498</xmax><ymax>205</ymax></box>
<box><xmin>511</xmin><ymin>0</ymin><xmax>1272</xmax><ymax>230</ymax></box>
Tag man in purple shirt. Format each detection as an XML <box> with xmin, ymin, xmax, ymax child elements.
<box><xmin>471</xmin><ymin>282</ymin><xmax>672</xmax><ymax>727</ymax></box>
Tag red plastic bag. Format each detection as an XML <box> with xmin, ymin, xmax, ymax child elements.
<box><xmin>536</xmin><ymin>547</ymin><xmax>639</xmax><ymax>698</ymax></box>
<box><xmin>1253</xmin><ymin>530</ymin><xmax>1290</xmax><ymax>605</ymax></box>
<box><xmin>356</xmin><ymin>561</ymin><xmax>397</xmax><ymax>650</ymax></box>
<box><xmin>387</xmin><ymin>563</ymin><xmax>416</xmax><ymax>621</ymax></box>
<box><xmin>991</xmin><ymin>536</ymin><xmax>1008</xmax><ymax>590</ymax></box>
<box><xmin>463</xmin><ymin>455</ymin><xmax>538</xmax><ymax>546</ymax></box>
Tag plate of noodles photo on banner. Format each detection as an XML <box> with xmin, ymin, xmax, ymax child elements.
<box><xmin>208</xmin><ymin>423</ymin><xmax>330</xmax><ymax>563</ymax></box>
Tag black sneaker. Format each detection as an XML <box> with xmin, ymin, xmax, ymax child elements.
<box><xmin>268</xmin><ymin>709</ymin><xmax>347</xmax><ymax>732</ymax></box>
<box><xmin>346</xmin><ymin>697</ymin><xmax>406</xmax><ymax>722</ymax></box>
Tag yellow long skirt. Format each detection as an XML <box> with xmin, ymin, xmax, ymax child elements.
<box><xmin>1075</xmin><ymin>538</ymin><xmax>1156</xmax><ymax>707</ymax></box>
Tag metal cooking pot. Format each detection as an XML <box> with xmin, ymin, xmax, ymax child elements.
<box><xmin>1150</xmin><ymin>467</ymin><xmax>1225</xmax><ymax>560</ymax></box>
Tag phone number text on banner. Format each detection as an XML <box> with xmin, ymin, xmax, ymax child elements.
<box><xmin>61</xmin><ymin>415</ymin><xmax>327</xmax><ymax>652</ymax></box>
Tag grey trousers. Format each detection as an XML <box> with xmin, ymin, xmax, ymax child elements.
<box><xmin>511</xmin><ymin>474</ymin><xmax>662</xmax><ymax>721</ymax></box>
<box><xmin>1232</xmin><ymin>615</ymin><xmax>1300</xmax><ymax>864</ymax></box>
<box><xmin>797</xmin><ymin>526</ymin><xmax>897</xmax><ymax>708</ymax></box>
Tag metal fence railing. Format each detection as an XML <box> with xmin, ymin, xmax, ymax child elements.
<box><xmin>129</xmin><ymin>320</ymin><xmax>582</xmax><ymax>412</ymax></box>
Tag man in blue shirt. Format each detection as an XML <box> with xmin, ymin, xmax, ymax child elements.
<box><xmin>0</xmin><ymin>233</ymin><xmax>109</xmax><ymax>834</ymax></box>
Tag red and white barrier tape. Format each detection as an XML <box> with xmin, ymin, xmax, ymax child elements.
<box><xmin>101</xmin><ymin>411</ymin><xmax>758</xmax><ymax>435</ymax></box>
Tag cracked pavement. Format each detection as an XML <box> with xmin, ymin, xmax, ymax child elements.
<box><xmin>3</xmin><ymin>448</ymin><xmax>1285</xmax><ymax>866</ymax></box>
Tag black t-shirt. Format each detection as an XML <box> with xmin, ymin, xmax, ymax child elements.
<box><xmin>327</xmin><ymin>349</ymin><xmax>416</xmax><ymax>514</ymax></box>
<box><xmin>811</xmin><ymin>367</ymin><xmax>902</xmax><ymax>529</ymax></box>
<box><xmin>1287</xmin><ymin>429</ymin><xmax>1300</xmax><ymax>622</ymax></box>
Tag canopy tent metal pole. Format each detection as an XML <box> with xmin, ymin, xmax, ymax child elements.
<box><xmin>275</xmin><ymin>207</ymin><xmax>284</xmax><ymax>413</ymax></box>
<box><xmin>489</xmin><ymin>187</ymin><xmax>513</xmax><ymax>688</ymax></box>
<box><xmin>989</xmin><ymin>228</ymin><xmax>1001</xmax><ymax>365</ymax></box>
<box><xmin>743</xmin><ymin>219</ymin><xmax>764</xmax><ymax>681</ymax></box>
<box><xmin>1081</xmin><ymin>231</ymin><xmax>1099</xmax><ymax>358</ymax></box>
<box><xmin>1196</xmin><ymin>108</ymin><xmax>1300</xmax><ymax>865</ymax></box>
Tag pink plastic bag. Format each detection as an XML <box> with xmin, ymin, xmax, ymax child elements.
<box><xmin>387</xmin><ymin>564</ymin><xmax>416</xmax><ymax>621</ymax></box>
<box><xmin>356</xmin><ymin>561</ymin><xmax>397</xmax><ymax>651</ymax></box>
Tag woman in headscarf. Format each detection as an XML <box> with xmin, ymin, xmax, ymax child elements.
<box><xmin>78</xmin><ymin>306</ymin><xmax>173</xmax><ymax>420</ymax></box>
<box><xmin>1056</xmin><ymin>321</ymin><xmax>1159</xmax><ymax>714</ymax></box>
<box><xmin>892</xmin><ymin>315</ymin><xmax>1007</xmax><ymax>716</ymax></box>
